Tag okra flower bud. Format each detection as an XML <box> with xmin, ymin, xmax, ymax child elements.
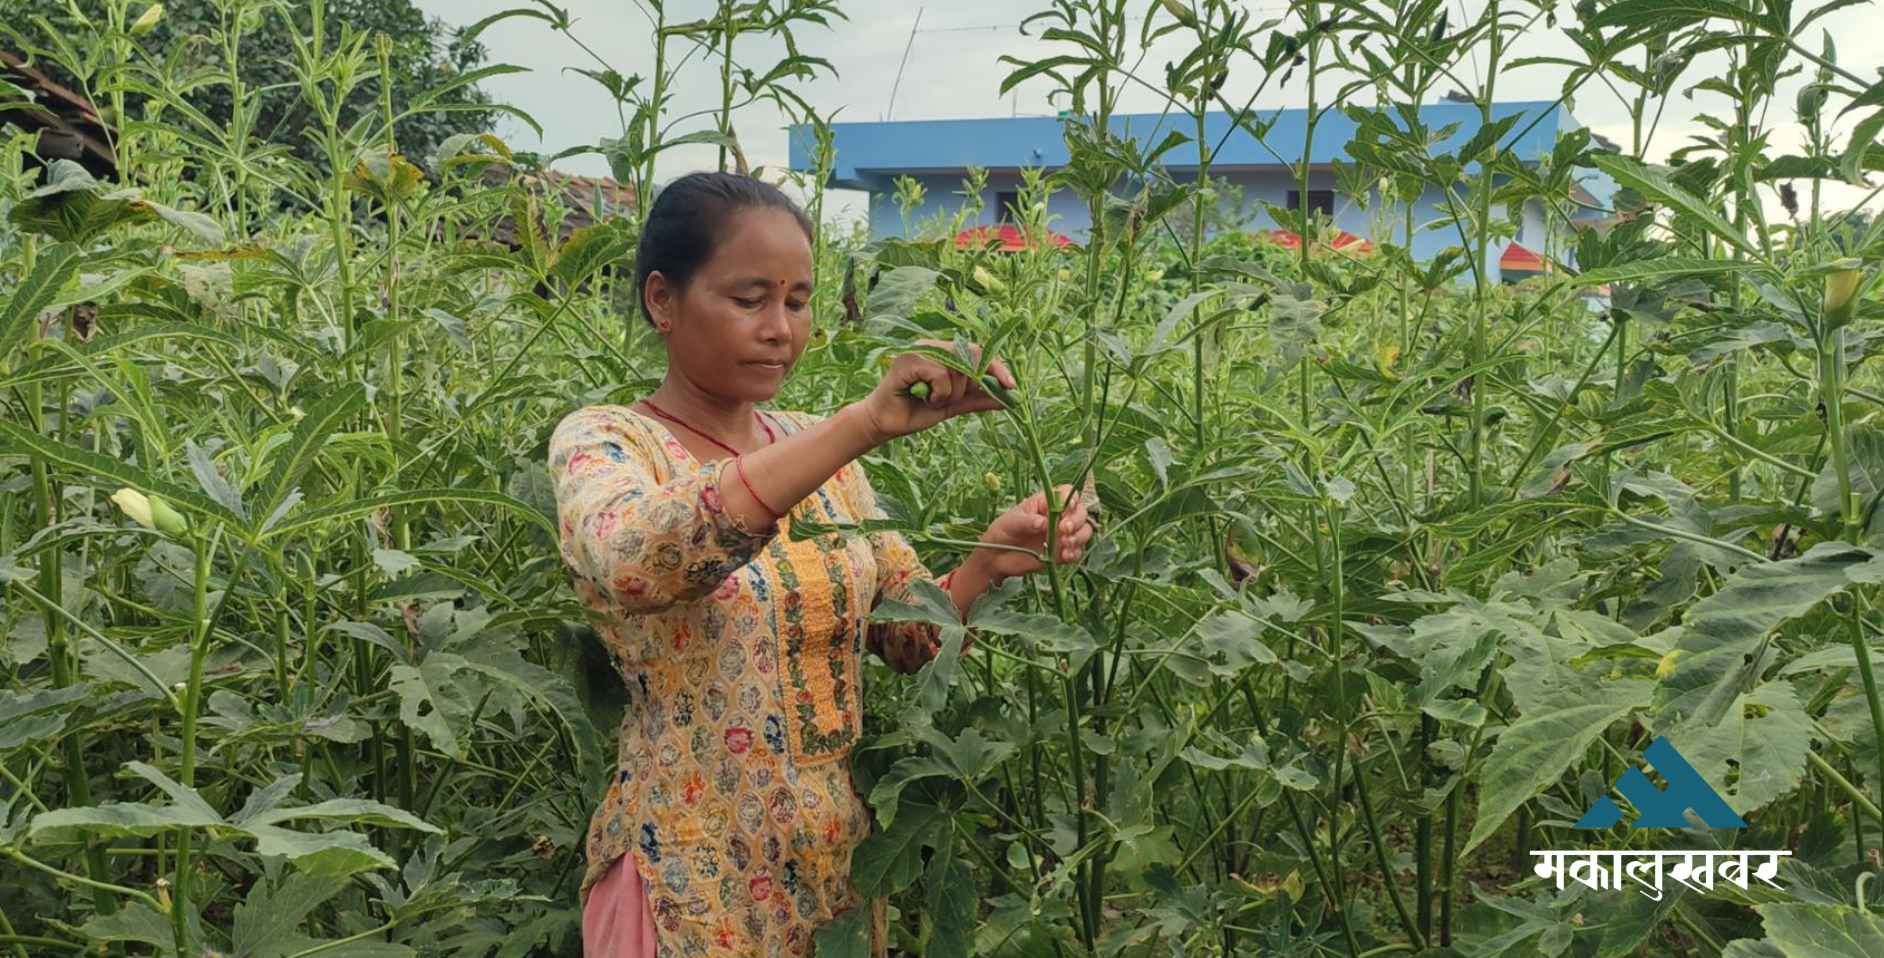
<box><xmin>1825</xmin><ymin>266</ymin><xmax>1863</xmax><ymax>330</ymax></box>
<box><xmin>111</xmin><ymin>488</ymin><xmax>190</xmax><ymax>536</ymax></box>
<box><xmin>972</xmin><ymin>265</ymin><xmax>1006</xmax><ymax>294</ymax></box>
<box><xmin>1159</xmin><ymin>0</ymin><xmax>1198</xmax><ymax>27</ymax></box>
<box><xmin>131</xmin><ymin>3</ymin><xmax>164</xmax><ymax>35</ymax></box>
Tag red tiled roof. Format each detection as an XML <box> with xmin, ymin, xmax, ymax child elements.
<box><xmin>1266</xmin><ymin>228</ymin><xmax>1373</xmax><ymax>255</ymax></box>
<box><xmin>953</xmin><ymin>223</ymin><xmax>1073</xmax><ymax>251</ymax></box>
<box><xmin>1501</xmin><ymin>241</ymin><xmax>1548</xmax><ymax>272</ymax></box>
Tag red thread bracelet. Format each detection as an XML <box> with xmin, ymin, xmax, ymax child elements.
<box><xmin>733</xmin><ymin>455</ymin><xmax>781</xmax><ymax>520</ymax></box>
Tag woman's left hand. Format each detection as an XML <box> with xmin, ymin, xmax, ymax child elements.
<box><xmin>974</xmin><ymin>484</ymin><xmax>1094</xmax><ymax>582</ymax></box>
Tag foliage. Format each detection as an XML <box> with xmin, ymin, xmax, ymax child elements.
<box><xmin>0</xmin><ymin>0</ymin><xmax>501</xmax><ymax>177</ymax></box>
<box><xmin>5</xmin><ymin>1</ymin><xmax>1884</xmax><ymax>957</ymax></box>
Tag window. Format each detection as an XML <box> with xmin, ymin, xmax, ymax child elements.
<box><xmin>995</xmin><ymin>190</ymin><xmax>1020</xmax><ymax>223</ymax></box>
<box><xmin>1287</xmin><ymin>189</ymin><xmax>1335</xmax><ymax>215</ymax></box>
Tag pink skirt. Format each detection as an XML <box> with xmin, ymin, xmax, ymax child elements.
<box><xmin>583</xmin><ymin>854</ymin><xmax>659</xmax><ymax>958</ymax></box>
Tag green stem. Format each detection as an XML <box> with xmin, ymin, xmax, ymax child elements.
<box><xmin>170</xmin><ymin>529</ymin><xmax>220</xmax><ymax>958</ymax></box>
<box><xmin>718</xmin><ymin>7</ymin><xmax>737</xmax><ymax>170</ymax></box>
<box><xmin>0</xmin><ymin>901</ymin><xmax>29</xmax><ymax>958</ymax></box>
<box><xmin>285</xmin><ymin>918</ymin><xmax>404</xmax><ymax>958</ymax></box>
<box><xmin>1325</xmin><ymin>495</ymin><xmax>1360</xmax><ymax>958</ymax></box>
<box><xmin>1469</xmin><ymin>0</ymin><xmax>1503</xmax><ymax>511</ymax></box>
<box><xmin>0</xmin><ymin>935</ymin><xmax>80</xmax><ymax>956</ymax></box>
<box><xmin>1243</xmin><ymin>681</ymin><xmax>1349</xmax><ymax>943</ymax></box>
<box><xmin>1441</xmin><ymin>664</ymin><xmax>1499</xmax><ymax>948</ymax></box>
<box><xmin>4</xmin><ymin>579</ymin><xmax>178</xmax><ymax>708</ymax></box>
<box><xmin>1807</xmin><ymin>749</ymin><xmax>1884</xmax><ymax>824</ymax></box>
<box><xmin>1823</xmin><ymin>327</ymin><xmax>1884</xmax><ymax>826</ymax></box>
<box><xmin>1674</xmin><ymin>903</ymin><xmax>1727</xmax><ymax>955</ymax></box>
<box><xmin>23</xmin><ymin>275</ymin><xmax>116</xmax><ymax>921</ymax></box>
<box><xmin>1605</xmin><ymin>508</ymin><xmax>1768</xmax><ymax>564</ymax></box>
<box><xmin>1416</xmin><ymin>714</ymin><xmax>1435</xmax><ymax>942</ymax></box>
<box><xmin>1011</xmin><ymin>402</ymin><xmax>1093</xmax><ymax>947</ymax></box>
<box><xmin>3</xmin><ymin>850</ymin><xmax>164</xmax><ymax>914</ymax></box>
<box><xmin>1355</xmin><ymin>753</ymin><xmax>1425</xmax><ymax>950</ymax></box>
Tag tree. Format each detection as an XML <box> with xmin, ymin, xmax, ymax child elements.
<box><xmin>1</xmin><ymin>0</ymin><xmax>497</xmax><ymax>173</ymax></box>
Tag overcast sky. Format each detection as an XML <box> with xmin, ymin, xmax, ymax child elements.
<box><xmin>413</xmin><ymin>0</ymin><xmax>1884</xmax><ymax>225</ymax></box>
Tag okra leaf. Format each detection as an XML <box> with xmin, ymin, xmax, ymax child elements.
<box><xmin>1591</xmin><ymin>154</ymin><xmax>1757</xmax><ymax>259</ymax></box>
<box><xmin>864</xmin><ymin>265</ymin><xmax>941</xmax><ymax>322</ymax></box>
<box><xmin>243</xmin><ymin>822</ymin><xmax>396</xmax><ymax>876</ymax></box>
<box><xmin>230</xmin><ymin>872</ymin><xmax>356</xmax><ymax>958</ymax></box>
<box><xmin>866</xmin><ymin>755</ymin><xmax>952</xmax><ymax>830</ymax></box>
<box><xmin>255</xmin><ymin>381</ymin><xmax>368</xmax><ymax>527</ymax></box>
<box><xmin>1673</xmin><ymin>682</ymin><xmax>1813</xmax><ymax>816</ymax></box>
<box><xmin>1463</xmin><ymin>676</ymin><xmax>1650</xmax><ymax>856</ymax></box>
<box><xmin>849</xmin><ymin>798</ymin><xmax>952</xmax><ymax>898</ymax></box>
<box><xmin>811</xmin><ymin>898</ymin><xmax>875</xmax><ymax>958</ymax></box>
<box><xmin>238</xmin><ymin>798</ymin><xmax>439</xmax><ymax>834</ymax></box>
<box><xmin>1653</xmin><ymin>542</ymin><xmax>1884</xmax><ymax>728</ymax></box>
<box><xmin>29</xmin><ymin>801</ymin><xmax>222</xmax><ymax>840</ymax></box>
<box><xmin>925</xmin><ymin>838</ymin><xmax>977</xmax><ymax>958</ymax></box>
<box><xmin>73</xmin><ymin>904</ymin><xmax>182</xmax><ymax>957</ymax></box>
<box><xmin>0</xmin><ymin>241</ymin><xmax>80</xmax><ymax>362</ymax></box>
<box><xmin>1760</xmin><ymin>902</ymin><xmax>1884</xmax><ymax>958</ymax></box>
<box><xmin>970</xmin><ymin>606</ymin><xmax>1096</xmax><ymax>671</ymax></box>
<box><xmin>1571</xmin><ymin>257</ymin><xmax>1767</xmax><ymax>287</ymax></box>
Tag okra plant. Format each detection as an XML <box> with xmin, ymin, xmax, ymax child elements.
<box><xmin>4</xmin><ymin>1</ymin><xmax>1884</xmax><ymax>957</ymax></box>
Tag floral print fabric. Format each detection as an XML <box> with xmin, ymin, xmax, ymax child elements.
<box><xmin>549</xmin><ymin>404</ymin><xmax>942</xmax><ymax>958</ymax></box>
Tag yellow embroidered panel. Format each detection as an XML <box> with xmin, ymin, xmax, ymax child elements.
<box><xmin>771</xmin><ymin>494</ymin><xmax>862</xmax><ymax>767</ymax></box>
<box><xmin>777</xmin><ymin>514</ymin><xmax>844</xmax><ymax>737</ymax></box>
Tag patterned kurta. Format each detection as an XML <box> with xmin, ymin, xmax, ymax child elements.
<box><xmin>548</xmin><ymin>404</ymin><xmax>943</xmax><ymax>958</ymax></box>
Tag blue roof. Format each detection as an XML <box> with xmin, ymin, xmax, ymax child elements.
<box><xmin>790</xmin><ymin>100</ymin><xmax>1575</xmax><ymax>191</ymax></box>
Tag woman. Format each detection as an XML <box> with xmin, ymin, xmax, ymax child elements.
<box><xmin>548</xmin><ymin>171</ymin><xmax>1095</xmax><ymax>958</ymax></box>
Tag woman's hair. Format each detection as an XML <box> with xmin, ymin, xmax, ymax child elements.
<box><xmin>633</xmin><ymin>172</ymin><xmax>814</xmax><ymax>327</ymax></box>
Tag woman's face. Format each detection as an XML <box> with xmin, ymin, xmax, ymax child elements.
<box><xmin>647</xmin><ymin>207</ymin><xmax>814</xmax><ymax>404</ymax></box>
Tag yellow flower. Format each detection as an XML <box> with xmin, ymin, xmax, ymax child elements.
<box><xmin>110</xmin><ymin>488</ymin><xmax>153</xmax><ymax>529</ymax></box>
<box><xmin>1825</xmin><ymin>265</ymin><xmax>1864</xmax><ymax>329</ymax></box>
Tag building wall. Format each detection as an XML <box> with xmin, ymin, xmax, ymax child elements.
<box><xmin>865</xmin><ymin>170</ymin><xmax>1560</xmax><ymax>282</ymax></box>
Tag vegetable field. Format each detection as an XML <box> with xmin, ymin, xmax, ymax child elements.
<box><xmin>5</xmin><ymin>0</ymin><xmax>1884</xmax><ymax>956</ymax></box>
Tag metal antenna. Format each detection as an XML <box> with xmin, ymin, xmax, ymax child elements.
<box><xmin>885</xmin><ymin>7</ymin><xmax>923</xmax><ymax>121</ymax></box>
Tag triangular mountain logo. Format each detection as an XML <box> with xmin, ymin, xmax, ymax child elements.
<box><xmin>1574</xmin><ymin>737</ymin><xmax>1746</xmax><ymax>829</ymax></box>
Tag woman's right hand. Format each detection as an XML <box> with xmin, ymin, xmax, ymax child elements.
<box><xmin>858</xmin><ymin>339</ymin><xmax>1016</xmax><ymax>441</ymax></box>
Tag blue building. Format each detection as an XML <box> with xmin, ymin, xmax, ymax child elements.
<box><xmin>788</xmin><ymin>100</ymin><xmax>1617</xmax><ymax>282</ymax></box>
